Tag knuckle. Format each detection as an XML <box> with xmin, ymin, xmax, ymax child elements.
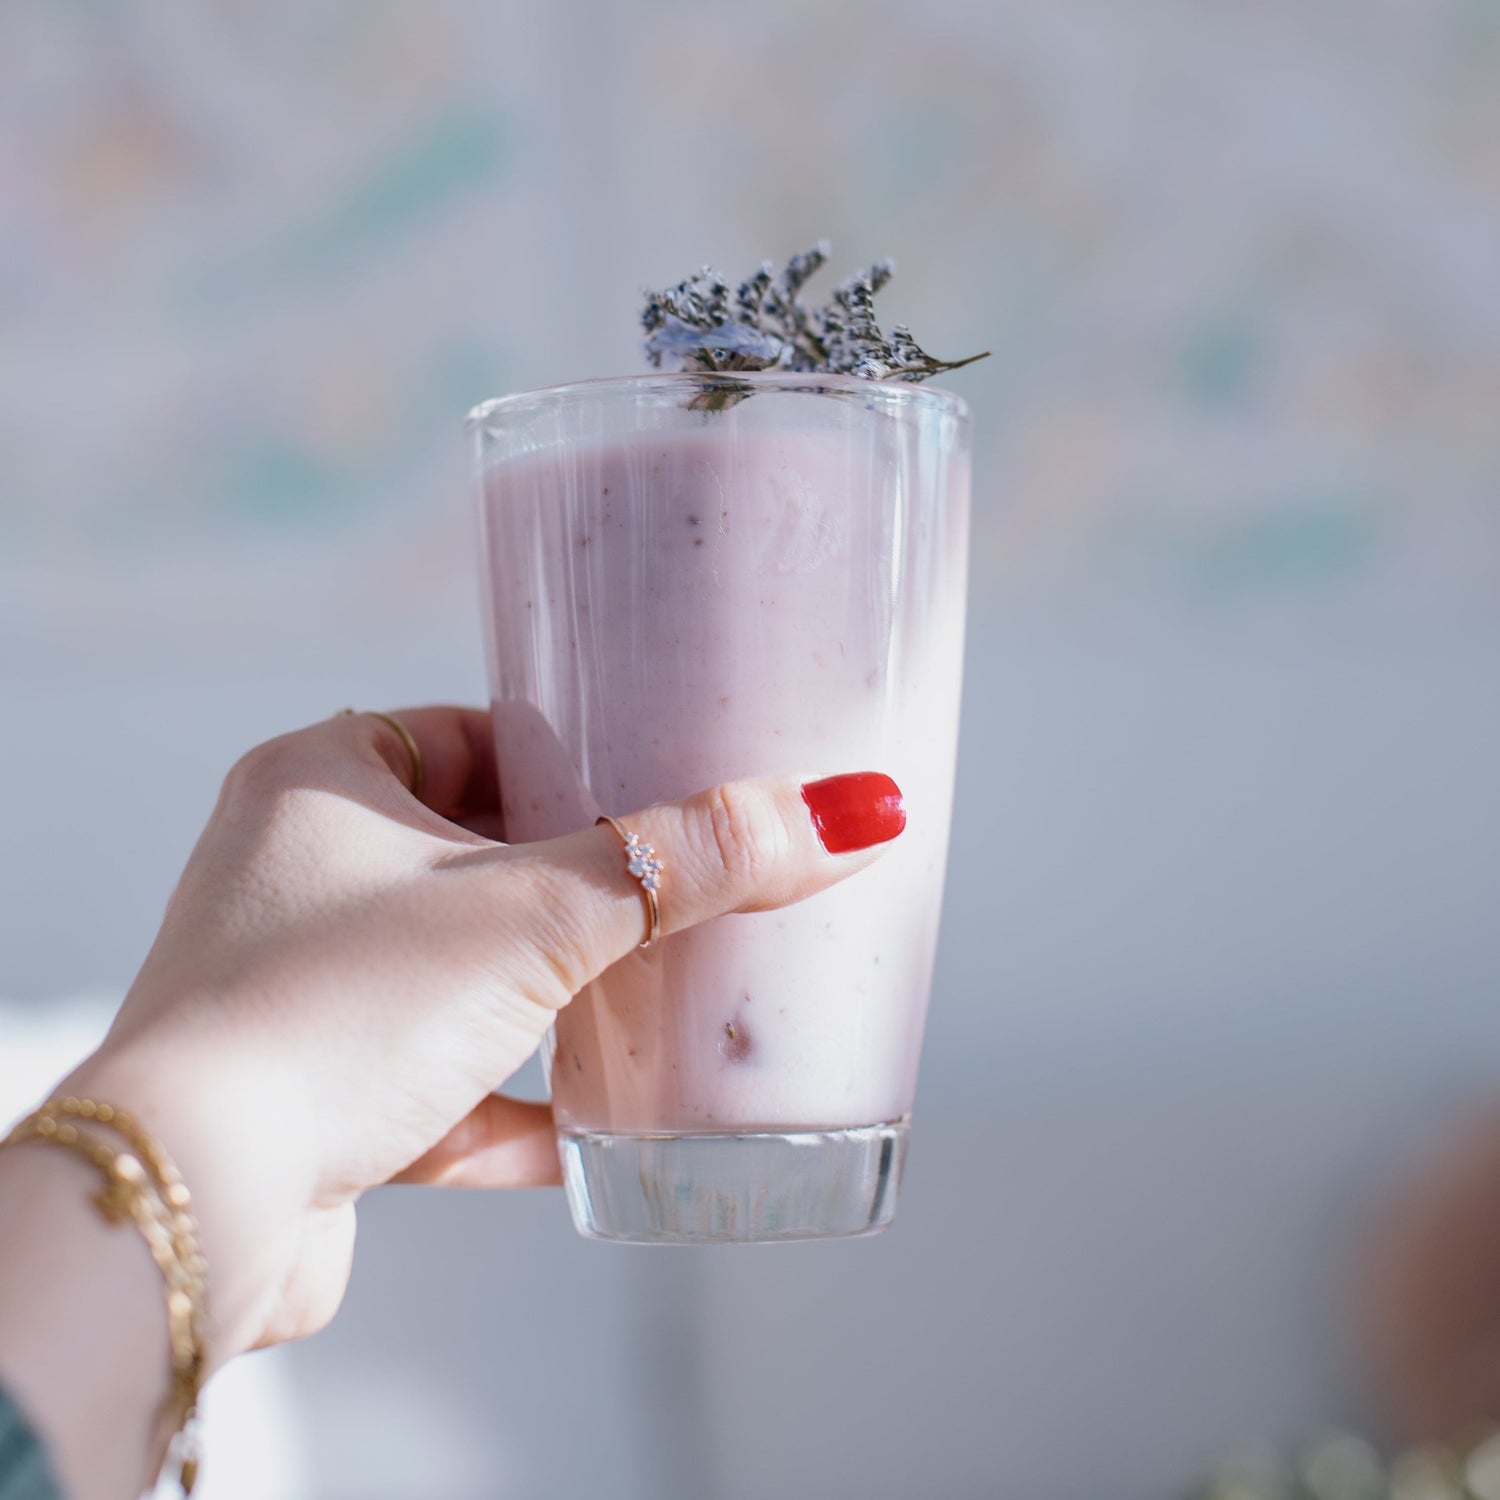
<box><xmin>220</xmin><ymin>737</ymin><xmax>294</xmax><ymax>802</ymax></box>
<box><xmin>217</xmin><ymin>735</ymin><xmax>336</xmax><ymax>839</ymax></box>
<box><xmin>701</xmin><ymin>780</ymin><xmax>783</xmax><ymax>885</ymax></box>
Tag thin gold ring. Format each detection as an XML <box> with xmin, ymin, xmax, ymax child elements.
<box><xmin>335</xmin><ymin>708</ymin><xmax>426</xmax><ymax>799</ymax></box>
<box><xmin>597</xmin><ymin>815</ymin><xmax>662</xmax><ymax>948</ymax></box>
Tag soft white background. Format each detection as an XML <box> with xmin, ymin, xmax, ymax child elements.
<box><xmin>4</xmin><ymin>3</ymin><xmax>1500</xmax><ymax>1497</ymax></box>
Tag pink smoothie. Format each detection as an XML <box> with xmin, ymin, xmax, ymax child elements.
<box><xmin>478</xmin><ymin>397</ymin><xmax>968</xmax><ymax>1134</ymax></box>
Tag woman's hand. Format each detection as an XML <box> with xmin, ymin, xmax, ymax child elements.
<box><xmin>53</xmin><ymin>706</ymin><xmax>902</xmax><ymax>1361</ymax></box>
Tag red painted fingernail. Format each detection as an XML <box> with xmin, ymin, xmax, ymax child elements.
<box><xmin>801</xmin><ymin>772</ymin><xmax>906</xmax><ymax>854</ymax></box>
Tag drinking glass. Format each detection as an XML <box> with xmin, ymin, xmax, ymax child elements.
<box><xmin>470</xmin><ymin>372</ymin><xmax>970</xmax><ymax>1242</ymax></box>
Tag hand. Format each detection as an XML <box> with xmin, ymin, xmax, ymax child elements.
<box><xmin>56</xmin><ymin>706</ymin><xmax>903</xmax><ymax>1359</ymax></box>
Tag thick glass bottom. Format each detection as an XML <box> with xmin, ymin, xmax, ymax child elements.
<box><xmin>557</xmin><ymin>1121</ymin><xmax>909</xmax><ymax>1244</ymax></box>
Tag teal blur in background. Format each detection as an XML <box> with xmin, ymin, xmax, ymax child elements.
<box><xmin>2</xmin><ymin>4</ymin><xmax>1499</xmax><ymax>1499</ymax></box>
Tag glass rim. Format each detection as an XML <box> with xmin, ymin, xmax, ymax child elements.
<box><xmin>467</xmin><ymin>370</ymin><xmax>971</xmax><ymax>432</ymax></box>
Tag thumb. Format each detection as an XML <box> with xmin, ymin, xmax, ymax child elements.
<box><xmin>481</xmin><ymin>770</ymin><xmax>907</xmax><ymax>1001</ymax></box>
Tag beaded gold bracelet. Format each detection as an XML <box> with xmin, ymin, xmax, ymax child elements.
<box><xmin>2</xmin><ymin>1099</ymin><xmax>208</xmax><ymax>1495</ymax></box>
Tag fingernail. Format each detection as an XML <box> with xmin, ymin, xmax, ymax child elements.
<box><xmin>801</xmin><ymin>772</ymin><xmax>906</xmax><ymax>854</ymax></box>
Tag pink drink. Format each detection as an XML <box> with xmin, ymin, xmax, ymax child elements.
<box><xmin>472</xmin><ymin>373</ymin><xmax>970</xmax><ymax>1241</ymax></box>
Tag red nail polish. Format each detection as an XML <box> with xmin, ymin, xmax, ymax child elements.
<box><xmin>801</xmin><ymin>772</ymin><xmax>906</xmax><ymax>854</ymax></box>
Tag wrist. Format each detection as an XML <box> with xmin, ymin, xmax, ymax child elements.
<box><xmin>60</xmin><ymin>1038</ymin><xmax>322</xmax><ymax>1365</ymax></box>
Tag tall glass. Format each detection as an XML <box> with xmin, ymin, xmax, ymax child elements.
<box><xmin>470</xmin><ymin>372</ymin><xmax>970</xmax><ymax>1243</ymax></box>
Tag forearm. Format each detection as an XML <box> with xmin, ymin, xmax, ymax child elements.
<box><xmin>0</xmin><ymin>1045</ymin><xmax>318</xmax><ymax>1500</ymax></box>
<box><xmin>0</xmin><ymin>1144</ymin><xmax>169</xmax><ymax>1500</ymax></box>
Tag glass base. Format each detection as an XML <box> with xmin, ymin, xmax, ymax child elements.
<box><xmin>557</xmin><ymin>1121</ymin><xmax>909</xmax><ymax>1244</ymax></box>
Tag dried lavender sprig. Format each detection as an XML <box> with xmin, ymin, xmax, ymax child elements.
<box><xmin>735</xmin><ymin>263</ymin><xmax>774</xmax><ymax>325</ymax></box>
<box><xmin>642</xmin><ymin>243</ymin><xmax>988</xmax><ymax>385</ymax></box>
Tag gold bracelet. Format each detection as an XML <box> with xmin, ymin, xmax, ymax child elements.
<box><xmin>40</xmin><ymin>1098</ymin><xmax>208</xmax><ymax>1309</ymax></box>
<box><xmin>3</xmin><ymin>1101</ymin><xmax>209</xmax><ymax>1495</ymax></box>
<box><xmin>39</xmin><ymin>1095</ymin><xmax>209</xmax><ymax>1488</ymax></box>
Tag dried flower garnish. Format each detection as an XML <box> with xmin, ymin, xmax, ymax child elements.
<box><xmin>642</xmin><ymin>241</ymin><xmax>989</xmax><ymax>385</ymax></box>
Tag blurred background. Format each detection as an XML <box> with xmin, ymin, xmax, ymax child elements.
<box><xmin>4</xmin><ymin>2</ymin><xmax>1500</xmax><ymax>1497</ymax></box>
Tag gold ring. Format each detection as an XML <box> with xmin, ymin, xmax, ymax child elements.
<box><xmin>597</xmin><ymin>815</ymin><xmax>662</xmax><ymax>948</ymax></box>
<box><xmin>335</xmin><ymin>708</ymin><xmax>426</xmax><ymax>799</ymax></box>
